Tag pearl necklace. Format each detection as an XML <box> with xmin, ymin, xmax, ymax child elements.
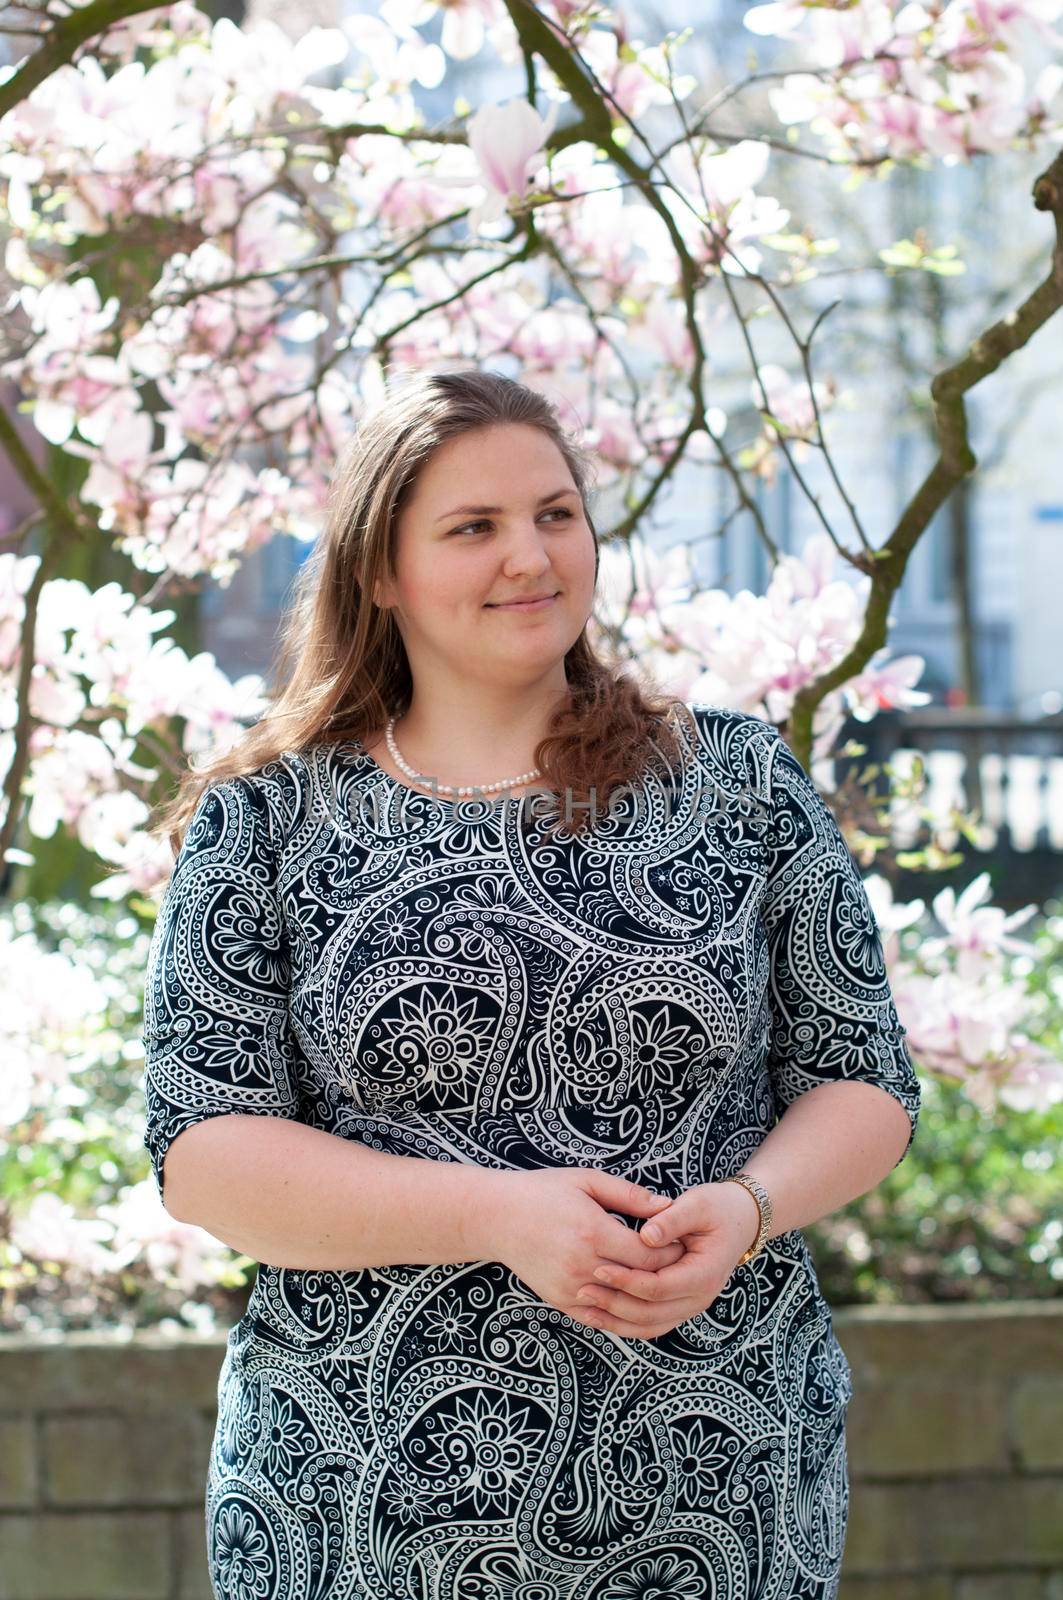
<box><xmin>385</xmin><ymin>716</ymin><xmax>542</xmax><ymax>799</ymax></box>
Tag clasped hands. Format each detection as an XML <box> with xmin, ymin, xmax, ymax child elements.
<box><xmin>496</xmin><ymin>1168</ymin><xmax>763</xmax><ymax>1343</ymax></box>
<box><xmin>572</xmin><ymin>1180</ymin><xmax>761</xmax><ymax>1341</ymax></box>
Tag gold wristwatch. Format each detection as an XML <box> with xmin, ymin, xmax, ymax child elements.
<box><xmin>722</xmin><ymin>1172</ymin><xmax>773</xmax><ymax>1265</ymax></box>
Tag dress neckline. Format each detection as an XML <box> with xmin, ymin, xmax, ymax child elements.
<box><xmin>336</xmin><ymin>706</ymin><xmax>698</xmax><ymax>822</ymax></box>
<box><xmin>344</xmin><ymin>737</ymin><xmax>542</xmax><ymax>815</ymax></box>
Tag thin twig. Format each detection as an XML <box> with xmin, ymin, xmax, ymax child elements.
<box><xmin>784</xmin><ymin>150</ymin><xmax>1063</xmax><ymax>763</ymax></box>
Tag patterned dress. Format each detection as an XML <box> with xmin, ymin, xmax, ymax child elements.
<box><xmin>141</xmin><ymin>703</ymin><xmax>921</xmax><ymax>1600</ymax></box>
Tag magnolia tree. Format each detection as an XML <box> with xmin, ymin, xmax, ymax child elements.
<box><xmin>1</xmin><ymin>0</ymin><xmax>1062</xmax><ymax>1317</ymax></box>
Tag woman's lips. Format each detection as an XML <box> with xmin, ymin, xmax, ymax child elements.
<box><xmin>486</xmin><ymin>593</ymin><xmax>559</xmax><ymax>611</ymax></box>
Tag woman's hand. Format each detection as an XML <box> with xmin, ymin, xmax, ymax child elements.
<box><xmin>493</xmin><ymin>1167</ymin><xmax>686</xmax><ymax>1329</ymax></box>
<box><xmin>572</xmin><ymin>1181</ymin><xmax>763</xmax><ymax>1341</ymax></box>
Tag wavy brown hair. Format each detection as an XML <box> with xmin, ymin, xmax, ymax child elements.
<box><xmin>148</xmin><ymin>366</ymin><xmax>696</xmax><ymax>863</ymax></box>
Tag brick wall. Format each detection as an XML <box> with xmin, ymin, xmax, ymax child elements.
<box><xmin>1</xmin><ymin>1302</ymin><xmax>1060</xmax><ymax>1599</ymax></box>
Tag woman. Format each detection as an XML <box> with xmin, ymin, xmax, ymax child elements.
<box><xmin>142</xmin><ymin>367</ymin><xmax>921</xmax><ymax>1600</ymax></box>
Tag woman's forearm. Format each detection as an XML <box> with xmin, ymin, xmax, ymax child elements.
<box><xmin>165</xmin><ymin>1083</ymin><xmax>911</xmax><ymax>1273</ymax></box>
<box><xmin>166</xmin><ymin>1114</ymin><xmax>504</xmax><ymax>1271</ymax></box>
<box><xmin>737</xmin><ymin>1080</ymin><xmax>915</xmax><ymax>1245</ymax></box>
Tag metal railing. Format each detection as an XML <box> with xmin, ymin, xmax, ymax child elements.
<box><xmin>831</xmin><ymin>708</ymin><xmax>1063</xmax><ymax>911</ymax></box>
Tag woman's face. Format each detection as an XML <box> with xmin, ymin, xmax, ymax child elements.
<box><xmin>375</xmin><ymin>423</ymin><xmax>597</xmax><ymax>688</ymax></box>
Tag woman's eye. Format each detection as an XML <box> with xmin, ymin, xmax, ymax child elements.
<box><xmin>451</xmin><ymin>508</ymin><xmax>574</xmax><ymax>536</ymax></box>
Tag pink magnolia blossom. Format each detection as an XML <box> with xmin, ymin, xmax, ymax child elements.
<box><xmin>924</xmin><ymin>871</ymin><xmax>1040</xmax><ymax>973</ymax></box>
<box><xmin>1</xmin><ymin>554</ymin><xmax>273</xmax><ymax>886</ymax></box>
<box><xmin>71</xmin><ymin>406</ymin><xmax>157</xmax><ymax>529</ymax></box>
<box><xmin>746</xmin><ymin>0</ymin><xmax>1062</xmax><ymax>162</ymax></box>
<box><xmin>892</xmin><ymin>962</ymin><xmax>1063</xmax><ymax>1114</ymax></box>
<box><xmin>93</xmin><ymin>1</ymin><xmax>210</xmax><ymax>62</ymax></box>
<box><xmin>0</xmin><ymin>922</ymin><xmax>102</xmax><ymax>1116</ymax></box>
<box><xmin>464</xmin><ymin>99</ymin><xmax>558</xmax><ymax>230</ymax></box>
<box><xmin>845</xmin><ymin>655</ymin><xmax>933</xmax><ymax>720</ymax></box>
<box><xmin>581</xmin><ymin>405</ymin><xmax>644</xmax><ymax>472</ymax></box>
<box><xmin>0</xmin><ymin>554</ymin><xmax>44</xmax><ymax>674</ymax></box>
<box><xmin>865</xmin><ymin>873</ymin><xmax>1062</xmax><ymax>1114</ymax></box>
<box><xmin>344</xmin><ymin>135</ymin><xmax>465</xmax><ymax>232</ymax></box>
<box><xmin>592</xmin><ymin>532</ymin><xmax>930</xmax><ymax>769</ymax></box>
<box><xmin>756</xmin><ymin>362</ymin><xmax>833</xmax><ymax>443</ymax></box>
<box><xmin>627</xmin><ymin>300</ymin><xmax>696</xmax><ymax>370</ymax></box>
<box><xmin>379</xmin><ymin>0</ymin><xmax>519</xmax><ymax>63</ymax></box>
<box><xmin>341</xmin><ymin>12</ymin><xmax>440</xmax><ymax>122</ymax></box>
<box><xmin>991</xmin><ymin>1046</ymin><xmax>1063</xmax><ymax>1115</ymax></box>
<box><xmin>102</xmin><ymin>1180</ymin><xmax>236</xmax><ymax>1295</ymax></box>
<box><xmin>540</xmin><ymin>0</ymin><xmax>587</xmax><ymax>21</ymax></box>
<box><xmin>25</xmin><ymin>727</ymin><xmax>135</xmax><ymax>842</ymax></box>
<box><xmin>510</xmin><ymin>303</ymin><xmax>604</xmax><ymax>372</ymax></box>
<box><xmin>937</xmin><ymin>0</ymin><xmax>1063</xmax><ymax>56</ymax></box>
<box><xmin>8</xmin><ymin>280</ymin><xmax>123</xmax><ymax>444</ymax></box>
<box><xmin>567</xmin><ymin>28</ymin><xmax>697</xmax><ymax>122</ymax></box>
<box><xmin>543</xmin><ymin>176</ymin><xmax>644</xmax><ymax>296</ymax></box>
<box><xmin>131</xmin><ymin>458</ymin><xmax>257</xmax><ymax>580</ymax></box>
<box><xmin>665</xmin><ymin>140</ymin><xmax>792</xmax><ymax>275</ymax></box>
<box><xmin>744</xmin><ymin>2</ymin><xmax>809</xmax><ymax>38</ymax></box>
<box><xmin>9</xmin><ymin>1193</ymin><xmax>117</xmax><ymax>1277</ymax></box>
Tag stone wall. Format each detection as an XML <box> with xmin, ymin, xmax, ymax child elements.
<box><xmin>835</xmin><ymin>1302</ymin><xmax>1063</xmax><ymax>1599</ymax></box>
<box><xmin>1</xmin><ymin>1301</ymin><xmax>1060</xmax><ymax>1598</ymax></box>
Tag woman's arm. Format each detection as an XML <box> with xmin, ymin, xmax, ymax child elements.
<box><xmin>168</xmin><ymin>1115</ymin><xmax>676</xmax><ymax>1280</ymax></box>
<box><xmin>166</xmin><ymin>1114</ymin><xmax>503</xmax><ymax>1271</ymax></box>
<box><xmin>586</xmin><ymin>1079</ymin><xmax>915</xmax><ymax>1339</ymax></box>
<box><xmin>721</xmin><ymin>1079</ymin><xmax>915</xmax><ymax>1250</ymax></box>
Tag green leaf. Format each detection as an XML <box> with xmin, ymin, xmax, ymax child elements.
<box><xmin>880</xmin><ymin>239</ymin><xmax>923</xmax><ymax>268</ymax></box>
<box><xmin>761</xmin><ymin>232</ymin><xmax>808</xmax><ymax>251</ymax></box>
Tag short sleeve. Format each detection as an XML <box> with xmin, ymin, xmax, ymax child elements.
<box><xmin>760</xmin><ymin>732</ymin><xmax>921</xmax><ymax>1169</ymax></box>
<box><xmin>141</xmin><ymin>774</ymin><xmax>301</xmax><ymax>1206</ymax></box>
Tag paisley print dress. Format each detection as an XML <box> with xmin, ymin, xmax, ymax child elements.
<box><xmin>141</xmin><ymin>703</ymin><xmax>921</xmax><ymax>1600</ymax></box>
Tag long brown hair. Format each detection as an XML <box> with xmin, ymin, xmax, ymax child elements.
<box><xmin>149</xmin><ymin>366</ymin><xmax>695</xmax><ymax>863</ymax></box>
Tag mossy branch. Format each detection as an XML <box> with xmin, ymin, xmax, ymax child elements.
<box><xmin>785</xmin><ymin>149</ymin><xmax>1063</xmax><ymax>767</ymax></box>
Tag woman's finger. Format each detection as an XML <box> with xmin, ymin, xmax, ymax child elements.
<box><xmin>589</xmin><ymin>1254</ymin><xmax>706</xmax><ymax>1302</ymax></box>
<box><xmin>580</xmin><ymin>1302</ymin><xmax>699</xmax><ymax>1341</ymax></box>
<box><xmin>579</xmin><ymin>1280</ymin><xmax>703</xmax><ymax>1325</ymax></box>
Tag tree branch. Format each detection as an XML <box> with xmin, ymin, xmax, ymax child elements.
<box><xmin>506</xmin><ymin>0</ymin><xmax>778</xmax><ymax>559</ymax></box>
<box><xmin>785</xmin><ymin>150</ymin><xmax>1063</xmax><ymax>765</ymax></box>
<box><xmin>0</xmin><ymin>0</ymin><xmax>162</xmax><ymax>118</ymax></box>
